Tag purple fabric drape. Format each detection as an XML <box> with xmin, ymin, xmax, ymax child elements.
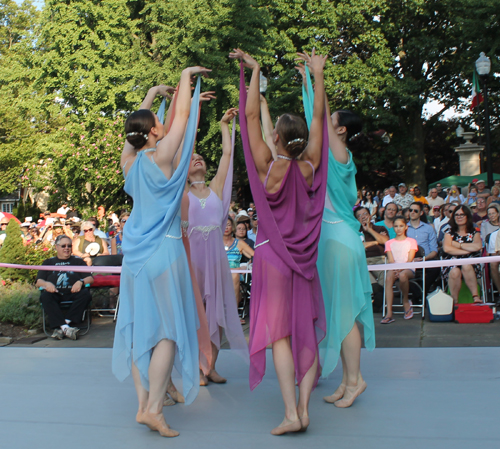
<box><xmin>239</xmin><ymin>63</ymin><xmax>328</xmax><ymax>389</ymax></box>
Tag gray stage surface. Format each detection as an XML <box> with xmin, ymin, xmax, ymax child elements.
<box><xmin>1</xmin><ymin>347</ymin><xmax>499</xmax><ymax>449</ymax></box>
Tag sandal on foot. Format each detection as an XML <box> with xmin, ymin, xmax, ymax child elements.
<box><xmin>380</xmin><ymin>316</ymin><xmax>395</xmax><ymax>324</ymax></box>
<box><xmin>404</xmin><ymin>307</ymin><xmax>414</xmax><ymax>320</ymax></box>
<box><xmin>473</xmin><ymin>295</ymin><xmax>482</xmax><ymax>304</ymax></box>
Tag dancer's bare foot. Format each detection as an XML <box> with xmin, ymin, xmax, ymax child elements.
<box><xmin>207</xmin><ymin>369</ymin><xmax>227</xmax><ymax>384</ymax></box>
<box><xmin>140</xmin><ymin>411</ymin><xmax>179</xmax><ymax>437</ymax></box>
<box><xmin>323</xmin><ymin>383</ymin><xmax>346</xmax><ymax>403</ymax></box>
<box><xmin>167</xmin><ymin>380</ymin><xmax>185</xmax><ymax>403</ymax></box>
<box><xmin>200</xmin><ymin>370</ymin><xmax>208</xmax><ymax>386</ymax></box>
<box><xmin>334</xmin><ymin>380</ymin><xmax>367</xmax><ymax>408</ymax></box>
<box><xmin>270</xmin><ymin>417</ymin><xmax>302</xmax><ymax>435</ymax></box>
<box><xmin>298</xmin><ymin>415</ymin><xmax>310</xmax><ymax>432</ymax></box>
<box><xmin>136</xmin><ymin>410</ymin><xmax>145</xmax><ymax>424</ymax></box>
<box><xmin>163</xmin><ymin>395</ymin><xmax>175</xmax><ymax>406</ymax></box>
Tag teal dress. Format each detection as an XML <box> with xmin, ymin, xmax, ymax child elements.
<box><xmin>302</xmin><ymin>69</ymin><xmax>375</xmax><ymax>378</ymax></box>
<box><xmin>112</xmin><ymin>79</ymin><xmax>201</xmax><ymax>404</ymax></box>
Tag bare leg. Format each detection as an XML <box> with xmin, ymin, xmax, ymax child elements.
<box><xmin>232</xmin><ymin>273</ymin><xmax>240</xmax><ymax>307</ymax></box>
<box><xmin>385</xmin><ymin>271</ymin><xmax>395</xmax><ymax>317</ymax></box>
<box><xmin>461</xmin><ymin>264</ymin><xmax>480</xmax><ymax>301</ymax></box>
<box><xmin>166</xmin><ymin>378</ymin><xmax>185</xmax><ymax>403</ymax></box>
<box><xmin>296</xmin><ymin>353</ymin><xmax>318</xmax><ymax>431</ymax></box>
<box><xmin>270</xmin><ymin>337</ymin><xmax>301</xmax><ymax>435</ymax></box>
<box><xmin>207</xmin><ymin>327</ymin><xmax>226</xmax><ymax>383</ymax></box>
<box><xmin>333</xmin><ymin>324</ymin><xmax>367</xmax><ymax>408</ymax></box>
<box><xmin>448</xmin><ymin>267</ymin><xmax>462</xmax><ymax>304</ymax></box>
<box><xmin>323</xmin><ymin>349</ymin><xmax>347</xmax><ymax>403</ymax></box>
<box><xmin>399</xmin><ymin>270</ymin><xmax>415</xmax><ymax>312</ymax></box>
<box><xmin>138</xmin><ymin>339</ymin><xmax>179</xmax><ymax>437</ymax></box>
<box><xmin>132</xmin><ymin>362</ymin><xmax>148</xmax><ymax>420</ymax></box>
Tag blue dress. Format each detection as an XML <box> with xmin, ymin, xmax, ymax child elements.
<box><xmin>302</xmin><ymin>69</ymin><xmax>375</xmax><ymax>378</ymax></box>
<box><xmin>112</xmin><ymin>80</ymin><xmax>201</xmax><ymax>405</ymax></box>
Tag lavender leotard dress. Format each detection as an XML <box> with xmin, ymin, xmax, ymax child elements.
<box><xmin>187</xmin><ymin>124</ymin><xmax>248</xmax><ymax>358</ymax></box>
<box><xmin>239</xmin><ymin>64</ymin><xmax>328</xmax><ymax>390</ymax></box>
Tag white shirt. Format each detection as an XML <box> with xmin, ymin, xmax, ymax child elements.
<box><xmin>382</xmin><ymin>194</ymin><xmax>397</xmax><ymax>207</ymax></box>
<box><xmin>488</xmin><ymin>229</ymin><xmax>498</xmax><ymax>254</ymax></box>
<box><xmin>57</xmin><ymin>206</ymin><xmax>70</xmax><ymax>215</ymax></box>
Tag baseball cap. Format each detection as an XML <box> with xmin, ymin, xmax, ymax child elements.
<box><xmin>398</xmin><ymin>183</ymin><xmax>406</xmax><ymax>187</ymax></box>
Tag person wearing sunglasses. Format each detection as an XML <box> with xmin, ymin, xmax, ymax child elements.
<box><xmin>36</xmin><ymin>235</ymin><xmax>94</xmax><ymax>340</ymax></box>
<box><xmin>111</xmin><ymin>213</ymin><xmax>129</xmax><ymax>255</ymax></box>
<box><xmin>442</xmin><ymin>205</ymin><xmax>483</xmax><ymax>304</ymax></box>
<box><xmin>72</xmin><ymin>220</ymin><xmax>109</xmax><ymax>266</ymax></box>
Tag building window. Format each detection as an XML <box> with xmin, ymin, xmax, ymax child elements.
<box><xmin>1</xmin><ymin>203</ymin><xmax>14</xmax><ymax>213</ymax></box>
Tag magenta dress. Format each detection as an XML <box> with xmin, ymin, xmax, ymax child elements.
<box><xmin>187</xmin><ymin>126</ymin><xmax>248</xmax><ymax>358</ymax></box>
<box><xmin>239</xmin><ymin>64</ymin><xmax>329</xmax><ymax>390</ymax></box>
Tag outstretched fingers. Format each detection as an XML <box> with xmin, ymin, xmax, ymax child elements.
<box><xmin>229</xmin><ymin>48</ymin><xmax>259</xmax><ymax>69</ymax></box>
<box><xmin>200</xmin><ymin>91</ymin><xmax>217</xmax><ymax>102</ymax></box>
<box><xmin>221</xmin><ymin>107</ymin><xmax>239</xmax><ymax>123</ymax></box>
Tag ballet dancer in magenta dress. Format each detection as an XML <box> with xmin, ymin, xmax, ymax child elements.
<box><xmin>187</xmin><ymin>108</ymin><xmax>248</xmax><ymax>384</ymax></box>
<box><xmin>300</xmin><ymin>65</ymin><xmax>375</xmax><ymax>408</ymax></box>
<box><xmin>112</xmin><ymin>66</ymin><xmax>209</xmax><ymax>438</ymax></box>
<box><xmin>231</xmin><ymin>48</ymin><xmax>328</xmax><ymax>435</ymax></box>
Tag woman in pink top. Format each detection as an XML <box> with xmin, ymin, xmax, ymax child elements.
<box><xmin>381</xmin><ymin>216</ymin><xmax>418</xmax><ymax>324</ymax></box>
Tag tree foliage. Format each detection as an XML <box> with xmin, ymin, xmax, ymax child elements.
<box><xmin>0</xmin><ymin>0</ymin><xmax>499</xmax><ymax>206</ymax></box>
<box><xmin>0</xmin><ymin>219</ymin><xmax>28</xmax><ymax>282</ymax></box>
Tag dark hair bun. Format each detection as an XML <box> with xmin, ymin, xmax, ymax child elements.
<box><xmin>285</xmin><ymin>138</ymin><xmax>307</xmax><ymax>156</ymax></box>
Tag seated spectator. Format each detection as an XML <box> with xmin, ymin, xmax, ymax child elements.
<box><xmin>407</xmin><ymin>202</ymin><xmax>440</xmax><ymax>290</ymax></box>
<box><xmin>475</xmin><ymin>179</ymin><xmax>490</xmax><ymax>199</ymax></box>
<box><xmin>465</xmin><ymin>186</ymin><xmax>478</xmax><ymax>206</ymax></box>
<box><xmin>423</xmin><ymin>204</ymin><xmax>432</xmax><ymax>223</ymax></box>
<box><xmin>427</xmin><ymin>187</ymin><xmax>445</xmax><ymax>208</ymax></box>
<box><xmin>247</xmin><ymin>207</ymin><xmax>254</xmax><ymax>219</ymax></box>
<box><xmin>247</xmin><ymin>213</ymin><xmax>258</xmax><ymax>242</ymax></box>
<box><xmin>382</xmin><ymin>186</ymin><xmax>397</xmax><ymax>208</ymax></box>
<box><xmin>445</xmin><ymin>185</ymin><xmax>465</xmax><ymax>204</ymax></box>
<box><xmin>235</xmin><ymin>220</ymin><xmax>254</xmax><ymax>264</ymax></box>
<box><xmin>435</xmin><ymin>183</ymin><xmax>447</xmax><ymax>199</ymax></box>
<box><xmin>87</xmin><ymin>216</ymin><xmax>109</xmax><ymax>243</ymax></box>
<box><xmin>480</xmin><ymin>204</ymin><xmax>500</xmax><ymax>243</ymax></box>
<box><xmin>432</xmin><ymin>205</ymin><xmax>442</xmax><ymax>231</ymax></box>
<box><xmin>111</xmin><ymin>213</ymin><xmax>129</xmax><ymax>255</ymax></box>
<box><xmin>437</xmin><ymin>203</ymin><xmax>457</xmax><ymax>244</ymax></box>
<box><xmin>355</xmin><ymin>207</ymin><xmax>389</xmax><ymax>286</ymax></box>
<box><xmin>381</xmin><ymin>216</ymin><xmax>418</xmax><ymax>324</ymax></box>
<box><xmin>487</xmin><ymin>186</ymin><xmax>500</xmax><ymax>206</ymax></box>
<box><xmin>0</xmin><ymin>218</ymin><xmax>9</xmax><ymax>245</ymax></box>
<box><xmin>360</xmin><ymin>190</ymin><xmax>378</xmax><ymax>220</ymax></box>
<box><xmin>487</xmin><ymin>229</ymin><xmax>500</xmax><ymax>302</ymax></box>
<box><xmin>394</xmin><ymin>183</ymin><xmax>415</xmax><ymax>209</ymax></box>
<box><xmin>36</xmin><ymin>235</ymin><xmax>94</xmax><ymax>340</ymax></box>
<box><xmin>412</xmin><ymin>186</ymin><xmax>428</xmax><ymax>205</ymax></box>
<box><xmin>56</xmin><ymin>203</ymin><xmax>70</xmax><ymax>216</ymax></box>
<box><xmin>442</xmin><ymin>205</ymin><xmax>483</xmax><ymax>304</ymax></box>
<box><xmin>223</xmin><ymin>218</ymin><xmax>254</xmax><ymax>323</ymax></box>
<box><xmin>375</xmin><ymin>202</ymin><xmax>397</xmax><ymax>238</ymax></box>
<box><xmin>402</xmin><ymin>207</ymin><xmax>410</xmax><ymax>222</ymax></box>
<box><xmin>72</xmin><ymin>221</ymin><xmax>109</xmax><ymax>266</ymax></box>
<box><xmin>472</xmin><ymin>197</ymin><xmax>488</xmax><ymax>225</ymax></box>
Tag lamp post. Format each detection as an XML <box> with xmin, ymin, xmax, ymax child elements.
<box><xmin>475</xmin><ymin>52</ymin><xmax>492</xmax><ymax>187</ymax></box>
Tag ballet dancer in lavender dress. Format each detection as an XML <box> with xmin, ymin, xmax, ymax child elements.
<box><xmin>187</xmin><ymin>108</ymin><xmax>248</xmax><ymax>385</ymax></box>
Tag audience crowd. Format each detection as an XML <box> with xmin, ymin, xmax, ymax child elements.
<box><xmin>2</xmin><ymin>178</ymin><xmax>500</xmax><ymax>328</ymax></box>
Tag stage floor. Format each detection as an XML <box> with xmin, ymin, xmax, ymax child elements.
<box><xmin>1</xmin><ymin>347</ymin><xmax>499</xmax><ymax>449</ymax></box>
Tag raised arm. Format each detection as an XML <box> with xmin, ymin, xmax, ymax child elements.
<box><xmin>120</xmin><ymin>85</ymin><xmax>174</xmax><ymax>168</ymax></box>
<box><xmin>210</xmin><ymin>108</ymin><xmax>238</xmax><ymax>199</ymax></box>
<box><xmin>229</xmin><ymin>49</ymin><xmax>273</xmax><ymax>178</ymax></box>
<box><xmin>324</xmin><ymin>95</ymin><xmax>349</xmax><ymax>164</ymax></box>
<box><xmin>155</xmin><ymin>67</ymin><xmax>211</xmax><ymax>169</ymax></box>
<box><xmin>260</xmin><ymin>94</ymin><xmax>277</xmax><ymax>160</ymax></box>
<box><xmin>296</xmin><ymin>50</ymin><xmax>327</xmax><ymax>170</ymax></box>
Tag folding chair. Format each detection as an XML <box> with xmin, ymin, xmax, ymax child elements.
<box><xmin>91</xmin><ymin>255</ymin><xmax>122</xmax><ymax>320</ymax></box>
<box><xmin>237</xmin><ymin>263</ymin><xmax>251</xmax><ymax>323</ymax></box>
<box><xmin>41</xmin><ymin>298</ymin><xmax>92</xmax><ymax>337</ymax></box>
<box><xmin>383</xmin><ymin>246</ymin><xmax>426</xmax><ymax>318</ymax></box>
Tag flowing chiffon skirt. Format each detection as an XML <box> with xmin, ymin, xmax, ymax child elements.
<box><xmin>112</xmin><ymin>234</ymin><xmax>200</xmax><ymax>405</ymax></box>
<box><xmin>249</xmin><ymin>243</ymin><xmax>326</xmax><ymax>390</ymax></box>
<box><xmin>317</xmin><ymin>220</ymin><xmax>375</xmax><ymax>377</ymax></box>
<box><xmin>189</xmin><ymin>228</ymin><xmax>248</xmax><ymax>358</ymax></box>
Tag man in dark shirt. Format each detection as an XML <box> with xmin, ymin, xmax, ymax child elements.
<box><xmin>36</xmin><ymin>235</ymin><xmax>93</xmax><ymax>340</ymax></box>
<box><xmin>355</xmin><ymin>207</ymin><xmax>389</xmax><ymax>286</ymax></box>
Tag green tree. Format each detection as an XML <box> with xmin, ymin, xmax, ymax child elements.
<box><xmin>0</xmin><ymin>219</ymin><xmax>29</xmax><ymax>282</ymax></box>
